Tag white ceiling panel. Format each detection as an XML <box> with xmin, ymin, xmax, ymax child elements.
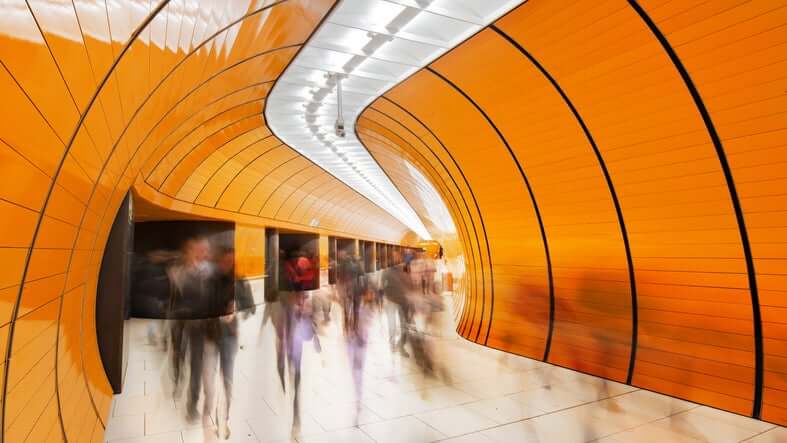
<box><xmin>265</xmin><ymin>0</ymin><xmax>525</xmax><ymax>240</ymax></box>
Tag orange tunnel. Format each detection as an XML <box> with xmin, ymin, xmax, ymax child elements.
<box><xmin>0</xmin><ymin>0</ymin><xmax>785</xmax><ymax>440</ymax></box>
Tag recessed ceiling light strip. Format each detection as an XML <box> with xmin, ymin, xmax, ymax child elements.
<box><xmin>266</xmin><ymin>0</ymin><xmax>525</xmax><ymax>240</ymax></box>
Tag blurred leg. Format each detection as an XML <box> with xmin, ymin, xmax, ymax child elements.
<box><xmin>187</xmin><ymin>325</ymin><xmax>205</xmax><ymax>419</ymax></box>
<box><xmin>201</xmin><ymin>339</ymin><xmax>218</xmax><ymax>421</ymax></box>
<box><xmin>169</xmin><ymin>321</ymin><xmax>185</xmax><ymax>396</ymax></box>
<box><xmin>218</xmin><ymin>331</ymin><xmax>237</xmax><ymax>437</ymax></box>
<box><xmin>385</xmin><ymin>301</ymin><xmax>397</xmax><ymax>349</ymax></box>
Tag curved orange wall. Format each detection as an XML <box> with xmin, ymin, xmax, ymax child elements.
<box><xmin>2</xmin><ymin>0</ymin><xmax>786</xmax><ymax>439</ymax></box>
<box><xmin>0</xmin><ymin>0</ymin><xmax>421</xmax><ymax>441</ymax></box>
<box><xmin>358</xmin><ymin>0</ymin><xmax>787</xmax><ymax>425</ymax></box>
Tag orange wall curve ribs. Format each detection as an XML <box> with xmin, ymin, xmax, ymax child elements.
<box><xmin>358</xmin><ymin>0</ymin><xmax>787</xmax><ymax>426</ymax></box>
<box><xmin>1</xmin><ymin>0</ymin><xmax>787</xmax><ymax>439</ymax></box>
<box><xmin>0</xmin><ymin>1</ymin><xmax>421</xmax><ymax>441</ymax></box>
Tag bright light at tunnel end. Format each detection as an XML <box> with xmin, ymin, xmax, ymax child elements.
<box><xmin>266</xmin><ymin>0</ymin><xmax>526</xmax><ymax>240</ymax></box>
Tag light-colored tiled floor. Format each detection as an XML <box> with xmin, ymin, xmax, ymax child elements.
<box><xmin>106</xmin><ymin>293</ymin><xmax>784</xmax><ymax>443</ymax></box>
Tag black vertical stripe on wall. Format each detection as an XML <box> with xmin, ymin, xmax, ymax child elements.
<box><xmin>155</xmin><ymin>113</ymin><xmax>263</xmax><ymax>190</ymax></box>
<box><xmin>282</xmin><ymin>173</ymin><xmax>335</xmax><ymax>220</ymax></box>
<box><xmin>258</xmin><ymin>163</ymin><xmax>314</xmax><ymax>216</ymax></box>
<box><xmin>214</xmin><ymin>142</ymin><xmax>285</xmax><ymax>208</ymax></box>
<box><xmin>357</xmin><ymin>110</ymin><xmax>483</xmax><ymax>337</ymax></box>
<box><xmin>195</xmin><ymin>135</ymin><xmax>276</xmax><ymax>205</ymax></box>
<box><xmin>380</xmin><ymin>96</ymin><xmax>493</xmax><ymax>342</ymax></box>
<box><xmin>358</xmin><ymin>113</ymin><xmax>480</xmax><ymax>334</ymax></box>
<box><xmin>626</xmin><ymin>0</ymin><xmax>763</xmax><ymax>418</ymax></box>
<box><xmin>425</xmin><ymin>66</ymin><xmax>553</xmax><ymax>347</ymax></box>
<box><xmin>489</xmin><ymin>25</ymin><xmax>639</xmax><ymax>383</ymax></box>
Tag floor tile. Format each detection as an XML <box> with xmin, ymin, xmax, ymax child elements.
<box><xmin>113</xmin><ymin>393</ymin><xmax>176</xmax><ymax>417</ymax></box>
<box><xmin>416</xmin><ymin>405</ymin><xmax>497</xmax><ymax>437</ymax></box>
<box><xmin>109</xmin><ymin>431</ymin><xmax>183</xmax><ymax>443</ymax></box>
<box><xmin>181</xmin><ymin>419</ymin><xmax>257</xmax><ymax>443</ymax></box>
<box><xmin>145</xmin><ymin>408</ymin><xmax>208</xmax><ymax>435</ymax></box>
<box><xmin>361</xmin><ymin>416</ymin><xmax>445</xmax><ymax>443</ymax></box>
<box><xmin>599</xmin><ymin>422</ymin><xmax>704</xmax><ymax>443</ymax></box>
<box><xmin>463</xmin><ymin>396</ymin><xmax>544</xmax><ymax>424</ymax></box>
<box><xmin>104</xmin><ymin>415</ymin><xmax>145</xmax><ymax>441</ymax></box>
<box><xmin>651</xmin><ymin>409</ymin><xmax>767</xmax><ymax>443</ymax></box>
<box><xmin>296</xmin><ymin>428</ymin><xmax>375</xmax><ymax>443</ymax></box>
<box><xmin>745</xmin><ymin>426</ymin><xmax>787</xmax><ymax>442</ymax></box>
<box><xmin>435</xmin><ymin>433</ymin><xmax>496</xmax><ymax>443</ymax></box>
<box><xmin>247</xmin><ymin>412</ymin><xmax>323</xmax><ymax>443</ymax></box>
<box><xmin>507</xmin><ymin>386</ymin><xmax>588</xmax><ymax>413</ymax></box>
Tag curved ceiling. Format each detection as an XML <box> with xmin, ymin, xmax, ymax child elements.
<box><xmin>265</xmin><ymin>0</ymin><xmax>525</xmax><ymax>240</ymax></box>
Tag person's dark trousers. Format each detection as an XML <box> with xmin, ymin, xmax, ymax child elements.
<box><xmin>397</xmin><ymin>303</ymin><xmax>411</xmax><ymax>349</ymax></box>
<box><xmin>351</xmin><ymin>291</ymin><xmax>361</xmax><ymax>332</ymax></box>
<box><xmin>218</xmin><ymin>323</ymin><xmax>238</xmax><ymax>420</ymax></box>
<box><xmin>186</xmin><ymin>321</ymin><xmax>206</xmax><ymax>418</ymax></box>
<box><xmin>170</xmin><ymin>320</ymin><xmax>186</xmax><ymax>393</ymax></box>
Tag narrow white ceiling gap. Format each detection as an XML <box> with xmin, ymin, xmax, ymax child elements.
<box><xmin>266</xmin><ymin>0</ymin><xmax>524</xmax><ymax>240</ymax></box>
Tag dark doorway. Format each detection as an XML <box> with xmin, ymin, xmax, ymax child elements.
<box><xmin>130</xmin><ymin>221</ymin><xmax>233</xmax><ymax>318</ymax></box>
<box><xmin>328</xmin><ymin>237</ymin><xmax>337</xmax><ymax>284</ymax></box>
<box><xmin>278</xmin><ymin>232</ymin><xmax>319</xmax><ymax>291</ymax></box>
<box><xmin>96</xmin><ymin>193</ymin><xmax>134</xmax><ymax>393</ymax></box>
<box><xmin>336</xmin><ymin>237</ymin><xmax>356</xmax><ymax>256</ymax></box>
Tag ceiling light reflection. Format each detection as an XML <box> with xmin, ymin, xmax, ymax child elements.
<box><xmin>266</xmin><ymin>0</ymin><xmax>524</xmax><ymax>240</ymax></box>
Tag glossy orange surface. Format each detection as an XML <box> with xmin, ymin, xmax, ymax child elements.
<box><xmin>358</xmin><ymin>0</ymin><xmax>787</xmax><ymax>426</ymax></box>
<box><xmin>0</xmin><ymin>0</ymin><xmax>420</xmax><ymax>440</ymax></box>
<box><xmin>2</xmin><ymin>0</ymin><xmax>786</xmax><ymax>438</ymax></box>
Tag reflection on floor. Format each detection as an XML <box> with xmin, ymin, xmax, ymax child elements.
<box><xmin>105</xmin><ymin>293</ymin><xmax>785</xmax><ymax>443</ymax></box>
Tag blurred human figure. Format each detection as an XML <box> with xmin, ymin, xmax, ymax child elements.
<box><xmin>133</xmin><ymin>249</ymin><xmax>178</xmax><ymax>349</ymax></box>
<box><xmin>403</xmin><ymin>249</ymin><xmax>414</xmax><ymax>273</ymax></box>
<box><xmin>336</xmin><ymin>250</ymin><xmax>364</xmax><ymax>334</ymax></box>
<box><xmin>382</xmin><ymin>263</ymin><xmax>411</xmax><ymax>356</ymax></box>
<box><xmin>284</xmin><ymin>291</ymin><xmax>321</xmax><ymax>430</ymax></box>
<box><xmin>335</xmin><ymin>250</ymin><xmax>352</xmax><ymax>329</ymax></box>
<box><xmin>204</xmin><ymin>247</ymin><xmax>255</xmax><ymax>439</ymax></box>
<box><xmin>434</xmin><ymin>254</ymin><xmax>447</xmax><ymax>296</ymax></box>
<box><xmin>166</xmin><ymin>237</ymin><xmax>214</xmax><ymax>421</ymax></box>
<box><xmin>408</xmin><ymin>290</ymin><xmax>442</xmax><ymax>381</ymax></box>
<box><xmin>410</xmin><ymin>252</ymin><xmax>436</xmax><ymax>295</ymax></box>
<box><xmin>397</xmin><ymin>272</ymin><xmax>451</xmax><ymax>387</ymax></box>
<box><xmin>346</xmin><ymin>286</ymin><xmax>375</xmax><ymax>426</ymax></box>
<box><xmin>260</xmin><ymin>250</ymin><xmax>286</xmax><ymax>390</ymax></box>
<box><xmin>285</xmin><ymin>250</ymin><xmax>315</xmax><ymax>292</ymax></box>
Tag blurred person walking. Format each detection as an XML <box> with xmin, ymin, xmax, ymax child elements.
<box><xmin>410</xmin><ymin>252</ymin><xmax>436</xmax><ymax>295</ymax></box>
<box><xmin>346</xmin><ymin>287</ymin><xmax>375</xmax><ymax>426</ymax></box>
<box><xmin>382</xmin><ymin>261</ymin><xmax>412</xmax><ymax>356</ymax></box>
<box><xmin>165</xmin><ymin>237</ymin><xmax>215</xmax><ymax>421</ymax></box>
<box><xmin>284</xmin><ymin>291</ymin><xmax>321</xmax><ymax>431</ymax></box>
<box><xmin>336</xmin><ymin>250</ymin><xmax>363</xmax><ymax>334</ymax></box>
<box><xmin>203</xmin><ymin>247</ymin><xmax>255</xmax><ymax>439</ymax></box>
<box><xmin>260</xmin><ymin>250</ymin><xmax>287</xmax><ymax>390</ymax></box>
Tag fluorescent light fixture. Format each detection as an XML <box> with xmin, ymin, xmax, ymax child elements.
<box><xmin>266</xmin><ymin>0</ymin><xmax>524</xmax><ymax>240</ymax></box>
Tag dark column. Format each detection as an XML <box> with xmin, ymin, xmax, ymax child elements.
<box><xmin>96</xmin><ymin>192</ymin><xmax>134</xmax><ymax>394</ymax></box>
<box><xmin>264</xmin><ymin>228</ymin><xmax>279</xmax><ymax>301</ymax></box>
<box><xmin>328</xmin><ymin>236</ymin><xmax>337</xmax><ymax>284</ymax></box>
